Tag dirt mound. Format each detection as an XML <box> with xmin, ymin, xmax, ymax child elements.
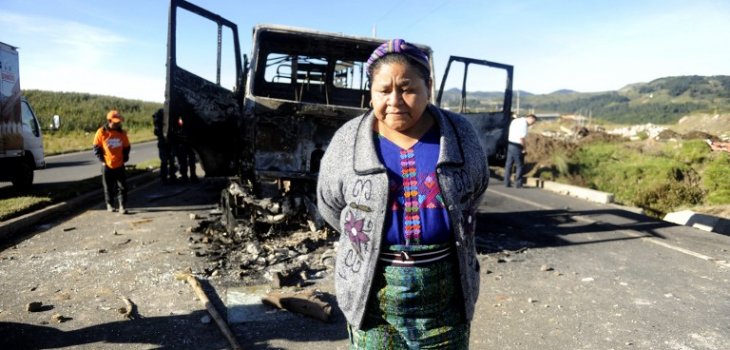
<box><xmin>523</xmin><ymin>134</ymin><xmax>579</xmax><ymax>179</ymax></box>
<box><xmin>526</xmin><ymin>134</ymin><xmax>578</xmax><ymax>161</ymax></box>
<box><xmin>682</xmin><ymin>130</ymin><xmax>716</xmax><ymax>141</ymax></box>
<box><xmin>579</xmin><ymin>130</ymin><xmax>626</xmax><ymax>144</ymax></box>
<box><xmin>674</xmin><ymin>113</ymin><xmax>730</xmax><ymax>137</ymax></box>
<box><xmin>656</xmin><ymin>129</ymin><xmax>681</xmax><ymax>140</ymax></box>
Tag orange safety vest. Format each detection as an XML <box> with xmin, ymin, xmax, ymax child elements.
<box><xmin>93</xmin><ymin>126</ymin><xmax>130</xmax><ymax>169</ymax></box>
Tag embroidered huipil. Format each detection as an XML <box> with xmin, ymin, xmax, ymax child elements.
<box><xmin>317</xmin><ymin>105</ymin><xmax>489</xmax><ymax>330</ymax></box>
<box><xmin>377</xmin><ymin>127</ymin><xmax>451</xmax><ymax>245</ymax></box>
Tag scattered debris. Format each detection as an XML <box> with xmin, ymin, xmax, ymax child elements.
<box><xmin>262</xmin><ymin>289</ymin><xmax>332</xmax><ymax>322</ymax></box>
<box><xmin>26</xmin><ymin>301</ymin><xmax>43</xmax><ymax>312</ymax></box>
<box><xmin>62</xmin><ymin>227</ymin><xmax>76</xmax><ymax>232</ymax></box>
<box><xmin>706</xmin><ymin>139</ymin><xmax>730</xmax><ymax>153</ymax></box>
<box><xmin>51</xmin><ymin>313</ymin><xmax>71</xmax><ymax>323</ymax></box>
<box><xmin>187</xmin><ymin>213</ymin><xmax>336</xmax><ymax>285</ymax></box>
<box><xmin>118</xmin><ymin>296</ymin><xmax>139</xmax><ymax>320</ymax></box>
<box><xmin>175</xmin><ymin>269</ymin><xmax>243</xmax><ymax>350</ymax></box>
<box><xmin>540</xmin><ymin>264</ymin><xmax>554</xmax><ymax>272</ymax></box>
<box><xmin>116</xmin><ymin>239</ymin><xmax>132</xmax><ymax>246</ymax></box>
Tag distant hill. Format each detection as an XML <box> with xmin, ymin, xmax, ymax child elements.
<box><xmin>548</xmin><ymin>89</ymin><xmax>578</xmax><ymax>95</ymax></box>
<box><xmin>442</xmin><ymin>75</ymin><xmax>730</xmax><ymax>124</ymax></box>
<box><xmin>522</xmin><ymin>75</ymin><xmax>730</xmax><ymax>124</ymax></box>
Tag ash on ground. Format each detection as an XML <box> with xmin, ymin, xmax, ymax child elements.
<box><xmin>187</xmin><ymin>212</ymin><xmax>339</xmax><ymax>287</ymax></box>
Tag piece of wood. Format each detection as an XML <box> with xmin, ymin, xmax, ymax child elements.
<box><xmin>175</xmin><ymin>271</ymin><xmax>242</xmax><ymax>350</ymax></box>
<box><xmin>261</xmin><ymin>290</ymin><xmax>331</xmax><ymax>322</ymax></box>
<box><xmin>118</xmin><ymin>296</ymin><xmax>136</xmax><ymax>319</ymax></box>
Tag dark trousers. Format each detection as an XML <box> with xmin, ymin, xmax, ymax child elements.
<box><xmin>504</xmin><ymin>143</ymin><xmax>525</xmax><ymax>187</ymax></box>
<box><xmin>102</xmin><ymin>165</ymin><xmax>127</xmax><ymax>207</ymax></box>
<box><xmin>176</xmin><ymin>144</ymin><xmax>197</xmax><ymax>181</ymax></box>
<box><xmin>157</xmin><ymin>139</ymin><xmax>176</xmax><ymax>181</ymax></box>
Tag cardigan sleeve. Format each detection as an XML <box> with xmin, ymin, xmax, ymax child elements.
<box><xmin>316</xmin><ymin>130</ymin><xmax>348</xmax><ymax>233</ymax></box>
<box><xmin>453</xmin><ymin>112</ymin><xmax>490</xmax><ymax>201</ymax></box>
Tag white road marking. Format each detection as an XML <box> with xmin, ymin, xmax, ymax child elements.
<box><xmin>487</xmin><ymin>187</ymin><xmax>730</xmax><ymax>269</ymax></box>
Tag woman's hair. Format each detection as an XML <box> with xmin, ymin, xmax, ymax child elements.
<box><xmin>367</xmin><ymin>53</ymin><xmax>431</xmax><ymax>86</ymax></box>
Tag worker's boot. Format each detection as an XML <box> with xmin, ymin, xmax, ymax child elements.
<box><xmin>119</xmin><ymin>200</ymin><xmax>127</xmax><ymax>215</ymax></box>
<box><xmin>106</xmin><ymin>203</ymin><xmax>115</xmax><ymax>212</ymax></box>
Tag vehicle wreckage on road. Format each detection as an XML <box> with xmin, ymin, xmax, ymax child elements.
<box><xmin>165</xmin><ymin>0</ymin><xmax>514</xmax><ymax>236</ymax></box>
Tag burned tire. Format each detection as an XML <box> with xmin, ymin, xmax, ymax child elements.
<box><xmin>11</xmin><ymin>158</ymin><xmax>34</xmax><ymax>189</ymax></box>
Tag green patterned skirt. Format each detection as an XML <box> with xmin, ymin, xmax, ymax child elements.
<box><xmin>348</xmin><ymin>244</ymin><xmax>469</xmax><ymax>349</ymax></box>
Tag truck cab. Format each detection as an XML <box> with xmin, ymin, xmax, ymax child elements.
<box><xmin>0</xmin><ymin>41</ymin><xmax>46</xmax><ymax>189</ymax></box>
<box><xmin>165</xmin><ymin>0</ymin><xmax>513</xmax><ymax>231</ymax></box>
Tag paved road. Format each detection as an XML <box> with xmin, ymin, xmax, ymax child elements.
<box><xmin>0</xmin><ymin>176</ymin><xmax>728</xmax><ymax>349</ymax></box>
<box><xmin>473</xmin><ymin>183</ymin><xmax>730</xmax><ymax>349</ymax></box>
<box><xmin>0</xmin><ymin>141</ymin><xmax>158</xmax><ymax>189</ymax></box>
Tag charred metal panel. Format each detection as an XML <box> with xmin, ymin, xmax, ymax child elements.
<box><xmin>166</xmin><ymin>0</ymin><xmax>243</xmax><ymax>176</ymax></box>
<box><xmin>244</xmin><ymin>27</ymin><xmax>389</xmax><ymax>181</ymax></box>
<box><xmin>436</xmin><ymin>56</ymin><xmax>513</xmax><ymax>164</ymax></box>
<box><xmin>247</xmin><ymin>97</ymin><xmax>364</xmax><ymax>179</ymax></box>
<box><xmin>169</xmin><ymin>69</ymin><xmax>242</xmax><ymax>175</ymax></box>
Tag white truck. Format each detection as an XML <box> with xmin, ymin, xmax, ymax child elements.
<box><xmin>0</xmin><ymin>41</ymin><xmax>45</xmax><ymax>188</ymax></box>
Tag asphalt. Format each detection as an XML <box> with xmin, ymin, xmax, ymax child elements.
<box><xmin>0</xmin><ymin>170</ymin><xmax>157</xmax><ymax>243</ymax></box>
<box><xmin>1</xmin><ymin>175</ymin><xmax>728</xmax><ymax>349</ymax></box>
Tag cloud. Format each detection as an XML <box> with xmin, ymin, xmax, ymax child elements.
<box><xmin>0</xmin><ymin>12</ymin><xmax>127</xmax><ymax>66</ymax></box>
<box><xmin>1</xmin><ymin>12</ymin><xmax>163</xmax><ymax>102</ymax></box>
<box><xmin>23</xmin><ymin>62</ymin><xmax>164</xmax><ymax>102</ymax></box>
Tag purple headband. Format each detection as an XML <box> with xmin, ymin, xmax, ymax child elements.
<box><xmin>365</xmin><ymin>39</ymin><xmax>430</xmax><ymax>77</ymax></box>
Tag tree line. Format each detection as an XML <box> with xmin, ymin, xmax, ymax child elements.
<box><xmin>24</xmin><ymin>75</ymin><xmax>730</xmax><ymax>133</ymax></box>
<box><xmin>441</xmin><ymin>75</ymin><xmax>730</xmax><ymax>124</ymax></box>
<box><xmin>23</xmin><ymin>90</ymin><xmax>161</xmax><ymax>133</ymax></box>
<box><xmin>522</xmin><ymin>75</ymin><xmax>730</xmax><ymax>124</ymax></box>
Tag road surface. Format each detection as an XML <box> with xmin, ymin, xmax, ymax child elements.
<box><xmin>474</xmin><ymin>183</ymin><xmax>730</xmax><ymax>349</ymax></box>
<box><xmin>0</xmin><ymin>141</ymin><xmax>158</xmax><ymax>189</ymax></box>
<box><xmin>0</xmin><ymin>176</ymin><xmax>728</xmax><ymax>349</ymax></box>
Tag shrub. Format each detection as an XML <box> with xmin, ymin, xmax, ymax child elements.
<box><xmin>703</xmin><ymin>153</ymin><xmax>730</xmax><ymax>204</ymax></box>
<box><xmin>667</xmin><ymin>139</ymin><xmax>711</xmax><ymax>164</ymax></box>
<box><xmin>573</xmin><ymin>142</ymin><xmax>706</xmax><ymax>217</ymax></box>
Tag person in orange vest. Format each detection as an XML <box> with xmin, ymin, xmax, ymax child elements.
<box><xmin>93</xmin><ymin>110</ymin><xmax>131</xmax><ymax>214</ymax></box>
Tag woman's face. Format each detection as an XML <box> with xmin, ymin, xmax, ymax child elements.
<box><xmin>370</xmin><ymin>61</ymin><xmax>431</xmax><ymax>134</ymax></box>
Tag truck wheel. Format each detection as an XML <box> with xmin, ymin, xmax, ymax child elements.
<box><xmin>11</xmin><ymin>159</ymin><xmax>34</xmax><ymax>189</ymax></box>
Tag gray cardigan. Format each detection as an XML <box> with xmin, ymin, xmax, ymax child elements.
<box><xmin>317</xmin><ymin>104</ymin><xmax>489</xmax><ymax>329</ymax></box>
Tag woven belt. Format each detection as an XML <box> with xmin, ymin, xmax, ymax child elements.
<box><xmin>379</xmin><ymin>246</ymin><xmax>453</xmax><ymax>267</ymax></box>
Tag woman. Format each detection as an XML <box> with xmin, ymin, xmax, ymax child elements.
<box><xmin>317</xmin><ymin>39</ymin><xmax>488</xmax><ymax>349</ymax></box>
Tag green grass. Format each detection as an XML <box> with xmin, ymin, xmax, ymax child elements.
<box><xmin>0</xmin><ymin>165</ymin><xmax>154</xmax><ymax>222</ymax></box>
<box><xmin>44</xmin><ymin>127</ymin><xmax>155</xmax><ymax>155</ymax></box>
<box><xmin>0</xmin><ymin>196</ymin><xmax>52</xmax><ymax>221</ymax></box>
<box><xmin>702</xmin><ymin>153</ymin><xmax>730</xmax><ymax>205</ymax></box>
<box><xmin>566</xmin><ymin>140</ymin><xmax>725</xmax><ymax>217</ymax></box>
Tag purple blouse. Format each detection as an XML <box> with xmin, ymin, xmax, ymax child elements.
<box><xmin>376</xmin><ymin>126</ymin><xmax>452</xmax><ymax>245</ymax></box>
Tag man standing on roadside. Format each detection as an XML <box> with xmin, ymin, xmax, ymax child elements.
<box><xmin>504</xmin><ymin>113</ymin><xmax>537</xmax><ymax>188</ymax></box>
<box><xmin>152</xmin><ymin>108</ymin><xmax>177</xmax><ymax>184</ymax></box>
<box><xmin>93</xmin><ymin>110</ymin><xmax>131</xmax><ymax>214</ymax></box>
<box><xmin>174</xmin><ymin>116</ymin><xmax>198</xmax><ymax>183</ymax></box>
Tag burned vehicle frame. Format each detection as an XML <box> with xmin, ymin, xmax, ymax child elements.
<box><xmin>165</xmin><ymin>0</ymin><xmax>514</xmax><ymax>236</ymax></box>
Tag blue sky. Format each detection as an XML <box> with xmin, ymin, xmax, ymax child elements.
<box><xmin>2</xmin><ymin>0</ymin><xmax>728</xmax><ymax>103</ymax></box>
